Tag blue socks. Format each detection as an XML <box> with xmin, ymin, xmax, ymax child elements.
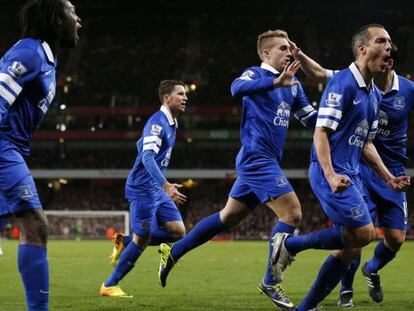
<box><xmin>365</xmin><ymin>240</ymin><xmax>396</xmax><ymax>273</ymax></box>
<box><xmin>298</xmin><ymin>255</ymin><xmax>349</xmax><ymax>311</ymax></box>
<box><xmin>18</xmin><ymin>245</ymin><xmax>49</xmax><ymax>311</ymax></box>
<box><xmin>263</xmin><ymin>221</ymin><xmax>295</xmax><ymax>285</ymax></box>
<box><xmin>340</xmin><ymin>252</ymin><xmax>361</xmax><ymax>293</ymax></box>
<box><xmin>285</xmin><ymin>226</ymin><xmax>345</xmax><ymax>255</ymax></box>
<box><xmin>171</xmin><ymin>212</ymin><xmax>225</xmax><ymax>261</ymax></box>
<box><xmin>123</xmin><ymin>235</ymin><xmax>132</xmax><ymax>246</ymax></box>
<box><xmin>105</xmin><ymin>242</ymin><xmax>143</xmax><ymax>286</ymax></box>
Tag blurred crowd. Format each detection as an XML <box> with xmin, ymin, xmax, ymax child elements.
<box><xmin>2</xmin><ymin>179</ymin><xmax>413</xmax><ymax>240</ymax></box>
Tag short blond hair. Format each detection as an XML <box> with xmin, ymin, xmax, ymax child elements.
<box><xmin>257</xmin><ymin>29</ymin><xmax>289</xmax><ymax>60</ymax></box>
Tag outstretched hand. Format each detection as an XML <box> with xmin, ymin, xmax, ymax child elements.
<box><xmin>163</xmin><ymin>182</ymin><xmax>187</xmax><ymax>205</ymax></box>
<box><xmin>273</xmin><ymin>60</ymin><xmax>301</xmax><ymax>87</ymax></box>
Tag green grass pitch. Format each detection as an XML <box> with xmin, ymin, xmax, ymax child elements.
<box><xmin>1</xmin><ymin>240</ymin><xmax>413</xmax><ymax>310</ymax></box>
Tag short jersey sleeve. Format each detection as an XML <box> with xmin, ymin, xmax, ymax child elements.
<box><xmin>316</xmin><ymin>76</ymin><xmax>352</xmax><ymax>131</ymax></box>
<box><xmin>0</xmin><ymin>46</ymin><xmax>41</xmax><ymax>106</ymax></box>
<box><xmin>141</xmin><ymin>118</ymin><xmax>164</xmax><ymax>154</ymax></box>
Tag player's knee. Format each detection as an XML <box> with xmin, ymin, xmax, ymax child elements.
<box><xmin>171</xmin><ymin>225</ymin><xmax>186</xmax><ymax>240</ymax></box>
<box><xmin>385</xmin><ymin>233</ymin><xmax>405</xmax><ymax>252</ymax></box>
<box><xmin>132</xmin><ymin>233</ymin><xmax>150</xmax><ymax>249</ymax></box>
<box><xmin>20</xmin><ymin>211</ymin><xmax>49</xmax><ymax>246</ymax></box>
<box><xmin>284</xmin><ymin>210</ymin><xmax>302</xmax><ymax>227</ymax></box>
<box><xmin>354</xmin><ymin>226</ymin><xmax>375</xmax><ymax>247</ymax></box>
<box><xmin>332</xmin><ymin>248</ymin><xmax>361</xmax><ymax>265</ymax></box>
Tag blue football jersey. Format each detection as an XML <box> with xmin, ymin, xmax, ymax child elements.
<box><xmin>374</xmin><ymin>72</ymin><xmax>414</xmax><ymax>168</ymax></box>
<box><xmin>125</xmin><ymin>106</ymin><xmax>177</xmax><ymax>198</ymax></box>
<box><xmin>311</xmin><ymin>63</ymin><xmax>381</xmax><ymax>175</ymax></box>
<box><xmin>0</xmin><ymin>38</ymin><xmax>57</xmax><ymax>156</ymax></box>
<box><xmin>231</xmin><ymin>63</ymin><xmax>317</xmax><ymax>171</ymax></box>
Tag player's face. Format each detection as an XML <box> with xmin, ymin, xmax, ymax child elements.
<box><xmin>363</xmin><ymin>27</ymin><xmax>391</xmax><ymax>75</ymax></box>
<box><xmin>165</xmin><ymin>85</ymin><xmax>188</xmax><ymax>114</ymax></box>
<box><xmin>264</xmin><ymin>37</ymin><xmax>292</xmax><ymax>72</ymax></box>
<box><xmin>60</xmin><ymin>1</ymin><xmax>82</xmax><ymax>48</ymax></box>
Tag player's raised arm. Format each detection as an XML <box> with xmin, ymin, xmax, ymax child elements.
<box><xmin>289</xmin><ymin>39</ymin><xmax>337</xmax><ymax>83</ymax></box>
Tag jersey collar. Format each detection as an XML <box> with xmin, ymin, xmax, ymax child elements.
<box><xmin>349</xmin><ymin>63</ymin><xmax>372</xmax><ymax>89</ymax></box>
<box><xmin>261</xmin><ymin>62</ymin><xmax>280</xmax><ymax>75</ymax></box>
<box><xmin>160</xmin><ymin>105</ymin><xmax>178</xmax><ymax>127</ymax></box>
<box><xmin>389</xmin><ymin>71</ymin><xmax>399</xmax><ymax>92</ymax></box>
<box><xmin>41</xmin><ymin>41</ymin><xmax>55</xmax><ymax>64</ymax></box>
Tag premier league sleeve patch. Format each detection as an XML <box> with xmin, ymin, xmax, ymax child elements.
<box><xmin>239</xmin><ymin>70</ymin><xmax>256</xmax><ymax>81</ymax></box>
<box><xmin>150</xmin><ymin>124</ymin><xmax>163</xmax><ymax>136</ymax></box>
<box><xmin>325</xmin><ymin>92</ymin><xmax>342</xmax><ymax>107</ymax></box>
<box><xmin>7</xmin><ymin>61</ymin><xmax>28</xmax><ymax>79</ymax></box>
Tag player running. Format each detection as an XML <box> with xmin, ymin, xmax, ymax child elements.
<box><xmin>99</xmin><ymin>80</ymin><xmax>188</xmax><ymax>298</ymax></box>
<box><xmin>158</xmin><ymin>29</ymin><xmax>318</xmax><ymax>310</ymax></box>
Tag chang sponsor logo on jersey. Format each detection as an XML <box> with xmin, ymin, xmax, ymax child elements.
<box><xmin>377</xmin><ymin>110</ymin><xmax>390</xmax><ymax>136</ymax></box>
<box><xmin>161</xmin><ymin>147</ymin><xmax>172</xmax><ymax>167</ymax></box>
<box><xmin>37</xmin><ymin>82</ymin><xmax>55</xmax><ymax>114</ymax></box>
<box><xmin>273</xmin><ymin>101</ymin><xmax>290</xmax><ymax>127</ymax></box>
<box><xmin>349</xmin><ymin>119</ymin><xmax>369</xmax><ymax>148</ymax></box>
<box><xmin>325</xmin><ymin>92</ymin><xmax>342</xmax><ymax>107</ymax></box>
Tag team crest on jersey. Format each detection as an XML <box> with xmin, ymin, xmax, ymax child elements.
<box><xmin>7</xmin><ymin>61</ymin><xmax>28</xmax><ymax>79</ymax></box>
<box><xmin>291</xmin><ymin>84</ymin><xmax>298</xmax><ymax>97</ymax></box>
<box><xmin>325</xmin><ymin>92</ymin><xmax>342</xmax><ymax>107</ymax></box>
<box><xmin>393</xmin><ymin>96</ymin><xmax>405</xmax><ymax>110</ymax></box>
<box><xmin>150</xmin><ymin>124</ymin><xmax>163</xmax><ymax>136</ymax></box>
<box><xmin>351</xmin><ymin>206</ymin><xmax>365</xmax><ymax>219</ymax></box>
<box><xmin>19</xmin><ymin>185</ymin><xmax>33</xmax><ymax>201</ymax></box>
<box><xmin>239</xmin><ymin>70</ymin><xmax>255</xmax><ymax>81</ymax></box>
<box><xmin>275</xmin><ymin>176</ymin><xmax>288</xmax><ymax>188</ymax></box>
<box><xmin>273</xmin><ymin>101</ymin><xmax>290</xmax><ymax>127</ymax></box>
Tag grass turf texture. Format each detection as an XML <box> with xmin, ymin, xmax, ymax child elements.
<box><xmin>1</xmin><ymin>240</ymin><xmax>413</xmax><ymax>310</ymax></box>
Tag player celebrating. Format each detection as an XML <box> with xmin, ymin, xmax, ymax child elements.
<box><xmin>0</xmin><ymin>1</ymin><xmax>81</xmax><ymax>310</ymax></box>
<box><xmin>99</xmin><ymin>80</ymin><xmax>188</xmax><ymax>298</ymax></box>
<box><xmin>289</xmin><ymin>39</ymin><xmax>413</xmax><ymax>308</ymax></box>
<box><xmin>271</xmin><ymin>24</ymin><xmax>410</xmax><ymax>310</ymax></box>
<box><xmin>158</xmin><ymin>29</ymin><xmax>318</xmax><ymax>310</ymax></box>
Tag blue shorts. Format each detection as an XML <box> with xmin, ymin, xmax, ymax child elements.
<box><xmin>0</xmin><ymin>140</ymin><xmax>41</xmax><ymax>217</ymax></box>
<box><xmin>229</xmin><ymin>164</ymin><xmax>294</xmax><ymax>209</ymax></box>
<box><xmin>129</xmin><ymin>188</ymin><xmax>182</xmax><ymax>237</ymax></box>
<box><xmin>360</xmin><ymin>163</ymin><xmax>407</xmax><ymax>231</ymax></box>
<box><xmin>309</xmin><ymin>162</ymin><xmax>372</xmax><ymax>229</ymax></box>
